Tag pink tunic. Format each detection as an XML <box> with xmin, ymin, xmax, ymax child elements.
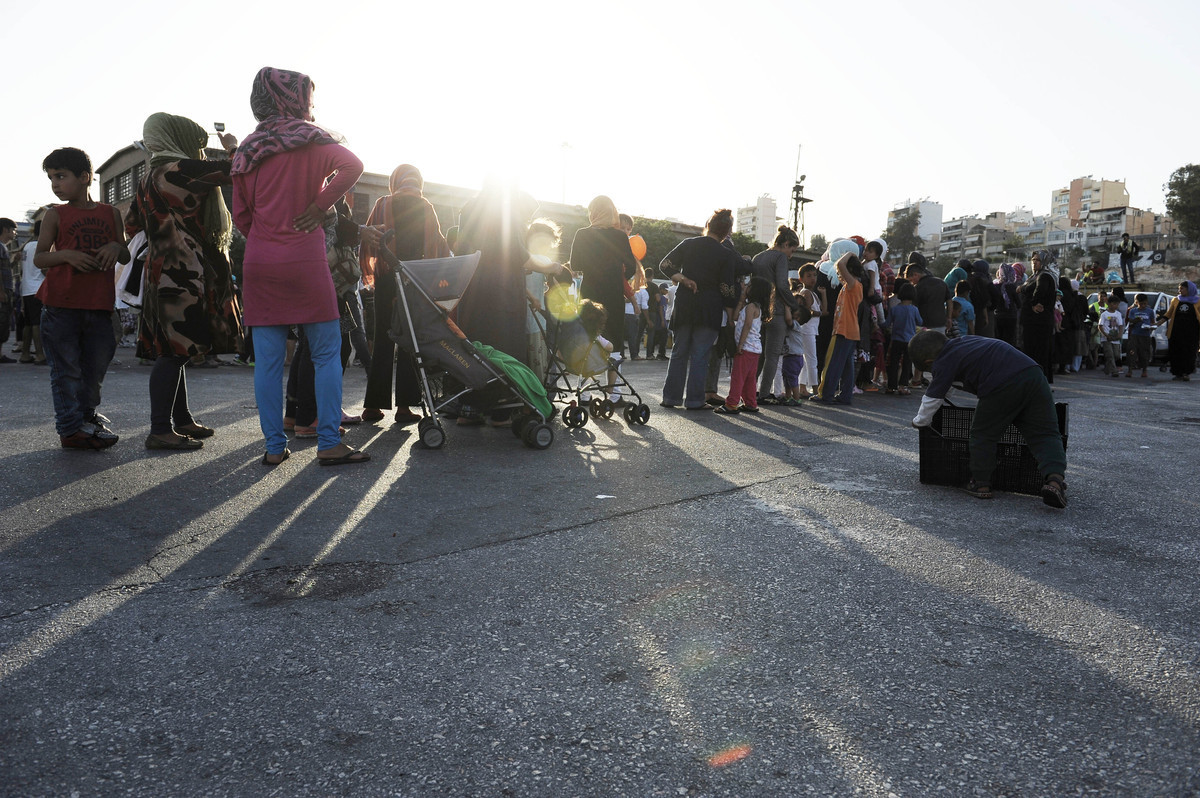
<box><xmin>232</xmin><ymin>142</ymin><xmax>363</xmax><ymax>326</ymax></box>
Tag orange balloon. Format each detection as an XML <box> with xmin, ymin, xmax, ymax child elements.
<box><xmin>628</xmin><ymin>234</ymin><xmax>647</xmax><ymax>261</ymax></box>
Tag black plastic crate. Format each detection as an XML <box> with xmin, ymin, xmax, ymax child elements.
<box><xmin>919</xmin><ymin>403</ymin><xmax>1068</xmax><ymax>495</ymax></box>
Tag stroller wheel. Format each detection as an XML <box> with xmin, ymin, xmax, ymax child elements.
<box><xmin>622</xmin><ymin>404</ymin><xmax>637</xmax><ymax>423</ymax></box>
<box><xmin>562</xmin><ymin>406</ymin><xmax>587</xmax><ymax>428</ymax></box>
<box><xmin>600</xmin><ymin>399</ymin><xmax>615</xmax><ymax>419</ymax></box>
<box><xmin>523</xmin><ymin>422</ymin><xmax>554</xmax><ymax>450</ymax></box>
<box><xmin>634</xmin><ymin>403</ymin><xmax>651</xmax><ymax>425</ymax></box>
<box><xmin>513</xmin><ymin>412</ymin><xmax>538</xmax><ymax>438</ymax></box>
<box><xmin>419</xmin><ymin>421</ymin><xmax>446</xmax><ymax>449</ymax></box>
<box><xmin>589</xmin><ymin>397</ymin><xmax>604</xmax><ymax>418</ymax></box>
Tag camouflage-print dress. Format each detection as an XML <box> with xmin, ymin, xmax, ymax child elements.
<box><xmin>131</xmin><ymin>160</ymin><xmax>242</xmax><ymax>359</ymax></box>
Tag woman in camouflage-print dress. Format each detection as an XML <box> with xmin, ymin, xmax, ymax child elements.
<box><xmin>130</xmin><ymin>113</ymin><xmax>242</xmax><ymax>450</ymax></box>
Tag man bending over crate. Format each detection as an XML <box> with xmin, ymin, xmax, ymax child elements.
<box><xmin>908</xmin><ymin>330</ymin><xmax>1068</xmax><ymax>508</ymax></box>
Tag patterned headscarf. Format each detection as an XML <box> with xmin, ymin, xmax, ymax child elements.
<box><xmin>142</xmin><ymin>112</ymin><xmax>232</xmax><ymax>251</ymax></box>
<box><xmin>231</xmin><ymin>67</ymin><xmax>342</xmax><ymax>175</ymax></box>
<box><xmin>1179</xmin><ymin>281</ymin><xmax>1199</xmax><ymax>305</ymax></box>
<box><xmin>1030</xmin><ymin>249</ymin><xmax>1059</xmax><ymax>284</ymax></box>
<box><xmin>997</xmin><ymin>262</ymin><xmax>1018</xmax><ymax>309</ymax></box>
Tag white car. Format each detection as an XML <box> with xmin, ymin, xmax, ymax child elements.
<box><xmin>1086</xmin><ymin>291</ymin><xmax>1172</xmax><ymax>360</ymax></box>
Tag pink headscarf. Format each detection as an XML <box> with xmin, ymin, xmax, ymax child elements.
<box><xmin>231</xmin><ymin>67</ymin><xmax>341</xmax><ymax>175</ymax></box>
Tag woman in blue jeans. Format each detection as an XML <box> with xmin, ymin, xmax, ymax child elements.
<box><xmin>660</xmin><ymin>209</ymin><xmax>739</xmax><ymax>409</ymax></box>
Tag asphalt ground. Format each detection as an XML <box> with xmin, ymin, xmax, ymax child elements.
<box><xmin>1</xmin><ymin>349</ymin><xmax>1198</xmax><ymax>797</ymax></box>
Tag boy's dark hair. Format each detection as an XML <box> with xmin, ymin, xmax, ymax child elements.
<box><xmin>798</xmin><ymin>263</ymin><xmax>817</xmax><ymax>277</ymax></box>
<box><xmin>909</xmin><ymin>329</ymin><xmax>948</xmax><ymax>368</ymax></box>
<box><xmin>618</xmin><ymin>213</ymin><xmax>634</xmax><ymax>229</ymax></box>
<box><xmin>1135</xmin><ymin>293</ymin><xmax>1147</xmax><ymax>303</ymax></box>
<box><xmin>865</xmin><ymin>240</ymin><xmax>883</xmax><ymax>258</ymax></box>
<box><xmin>0</xmin><ymin>217</ymin><xmax>15</xmax><ymax>232</ymax></box>
<box><xmin>896</xmin><ymin>281</ymin><xmax>916</xmax><ymax>301</ymax></box>
<box><xmin>706</xmin><ymin>209</ymin><xmax>734</xmax><ymax>239</ymax></box>
<box><xmin>955</xmin><ymin>279</ymin><xmax>971</xmax><ymax>297</ymax></box>
<box><xmin>42</xmin><ymin>147</ymin><xmax>93</xmax><ymax>177</ymax></box>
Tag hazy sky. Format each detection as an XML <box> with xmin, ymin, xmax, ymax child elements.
<box><xmin>4</xmin><ymin>0</ymin><xmax>1197</xmax><ymax>246</ymax></box>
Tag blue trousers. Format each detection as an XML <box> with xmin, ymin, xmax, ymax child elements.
<box><xmin>40</xmin><ymin>307</ymin><xmax>117</xmax><ymax>436</ymax></box>
<box><xmin>819</xmin><ymin>335</ymin><xmax>857</xmax><ymax>404</ymax></box>
<box><xmin>253</xmin><ymin>321</ymin><xmax>342</xmax><ymax>453</ymax></box>
<box><xmin>663</xmin><ymin>324</ymin><xmax>718</xmax><ymax>408</ymax></box>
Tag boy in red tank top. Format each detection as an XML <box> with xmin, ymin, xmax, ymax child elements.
<box><xmin>33</xmin><ymin>147</ymin><xmax>130</xmax><ymax>449</ymax></box>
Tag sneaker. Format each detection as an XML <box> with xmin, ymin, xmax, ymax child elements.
<box><xmin>86</xmin><ymin>411</ymin><xmax>112</xmax><ymax>427</ymax></box>
<box><xmin>229</xmin><ymin>357</ymin><xmax>254</xmax><ymax>367</ymax></box>
<box><xmin>62</xmin><ymin>427</ymin><xmax>118</xmax><ymax>449</ymax></box>
<box><xmin>0</xmin><ymin>355</ymin><xmax>16</xmax><ymax>364</ymax></box>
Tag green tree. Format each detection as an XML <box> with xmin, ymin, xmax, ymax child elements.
<box><xmin>730</xmin><ymin>232</ymin><xmax>768</xmax><ymax>259</ymax></box>
<box><xmin>808</xmin><ymin>233</ymin><xmax>828</xmax><ymax>253</ymax></box>
<box><xmin>1165</xmin><ymin>164</ymin><xmax>1200</xmax><ymax>242</ymax></box>
<box><xmin>929</xmin><ymin>254</ymin><xmax>956</xmax><ymax>279</ymax></box>
<box><xmin>632</xmin><ymin>216</ymin><xmax>687</xmax><ymax>278</ymax></box>
<box><xmin>883</xmin><ymin>206</ymin><xmax>923</xmax><ymax>258</ymax></box>
<box><xmin>1002</xmin><ymin>234</ymin><xmax>1027</xmax><ymax>260</ymax></box>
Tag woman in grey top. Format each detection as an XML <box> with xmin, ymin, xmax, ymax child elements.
<box><xmin>751</xmin><ymin>226</ymin><xmax>801</xmax><ymax>404</ymax></box>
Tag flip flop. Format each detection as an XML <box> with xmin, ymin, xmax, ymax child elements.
<box><xmin>318</xmin><ymin>449</ymin><xmax>370</xmax><ymax>466</ymax></box>
<box><xmin>262</xmin><ymin>449</ymin><xmax>291</xmax><ymax>466</ymax></box>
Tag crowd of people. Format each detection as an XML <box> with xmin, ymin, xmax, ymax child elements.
<box><xmin>2</xmin><ymin>65</ymin><xmax>1198</xmax><ymax>484</ymax></box>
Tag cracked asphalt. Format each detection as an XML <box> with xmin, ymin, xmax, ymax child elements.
<box><xmin>1</xmin><ymin>355</ymin><xmax>1198</xmax><ymax>797</ymax></box>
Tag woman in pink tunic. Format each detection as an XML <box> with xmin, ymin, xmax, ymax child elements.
<box><xmin>231</xmin><ymin>67</ymin><xmax>368</xmax><ymax>466</ymax></box>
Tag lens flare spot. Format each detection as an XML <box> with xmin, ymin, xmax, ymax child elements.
<box><xmin>547</xmin><ymin>283</ymin><xmax>581</xmax><ymax>322</ymax></box>
<box><xmin>708</xmin><ymin>743</ymin><xmax>752</xmax><ymax>768</ymax></box>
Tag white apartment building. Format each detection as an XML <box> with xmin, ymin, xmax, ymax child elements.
<box><xmin>888</xmin><ymin>199</ymin><xmax>944</xmax><ymax>244</ymax></box>
<box><xmin>736</xmin><ymin>195</ymin><xmax>780</xmax><ymax>244</ymax></box>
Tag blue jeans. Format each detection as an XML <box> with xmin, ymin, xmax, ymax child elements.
<box><xmin>819</xmin><ymin>335</ymin><xmax>857</xmax><ymax>404</ymax></box>
<box><xmin>663</xmin><ymin>324</ymin><xmax>718</xmax><ymax>408</ymax></box>
<box><xmin>40</xmin><ymin>307</ymin><xmax>117</xmax><ymax>436</ymax></box>
<box><xmin>254</xmin><ymin>321</ymin><xmax>342</xmax><ymax>453</ymax></box>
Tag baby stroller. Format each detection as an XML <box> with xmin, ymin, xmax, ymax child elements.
<box><xmin>533</xmin><ymin>298</ymin><xmax>651</xmax><ymax>429</ymax></box>
<box><xmin>379</xmin><ymin>239</ymin><xmax>555</xmax><ymax>450</ymax></box>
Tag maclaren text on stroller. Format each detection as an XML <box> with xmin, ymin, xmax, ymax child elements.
<box><xmin>380</xmin><ymin>237</ymin><xmax>556</xmax><ymax>450</ymax></box>
<box><xmin>533</xmin><ymin>301</ymin><xmax>652</xmax><ymax>429</ymax></box>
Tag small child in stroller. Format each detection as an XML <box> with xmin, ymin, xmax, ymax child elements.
<box><xmin>558</xmin><ymin>299</ymin><xmax>615</xmax><ymax>376</ymax></box>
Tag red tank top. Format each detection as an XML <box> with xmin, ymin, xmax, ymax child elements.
<box><xmin>36</xmin><ymin>203</ymin><xmax>120</xmax><ymax>310</ymax></box>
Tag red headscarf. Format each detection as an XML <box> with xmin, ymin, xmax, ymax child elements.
<box><xmin>360</xmin><ymin>164</ymin><xmax>450</xmax><ymax>287</ymax></box>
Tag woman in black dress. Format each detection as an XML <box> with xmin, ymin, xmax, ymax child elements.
<box><xmin>1162</xmin><ymin>280</ymin><xmax>1200</xmax><ymax>381</ymax></box>
<box><xmin>569</xmin><ymin>195</ymin><xmax>638</xmax><ymax>399</ymax></box>
<box><xmin>1018</xmin><ymin>250</ymin><xmax>1059</xmax><ymax>383</ymax></box>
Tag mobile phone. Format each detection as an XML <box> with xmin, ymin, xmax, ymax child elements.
<box><xmin>214</xmin><ymin>122</ymin><xmax>226</xmax><ymax>133</ymax></box>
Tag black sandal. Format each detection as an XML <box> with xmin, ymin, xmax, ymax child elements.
<box><xmin>964</xmin><ymin>479</ymin><xmax>993</xmax><ymax>500</ymax></box>
<box><xmin>1041</xmin><ymin>476</ymin><xmax>1068</xmax><ymax>509</ymax></box>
